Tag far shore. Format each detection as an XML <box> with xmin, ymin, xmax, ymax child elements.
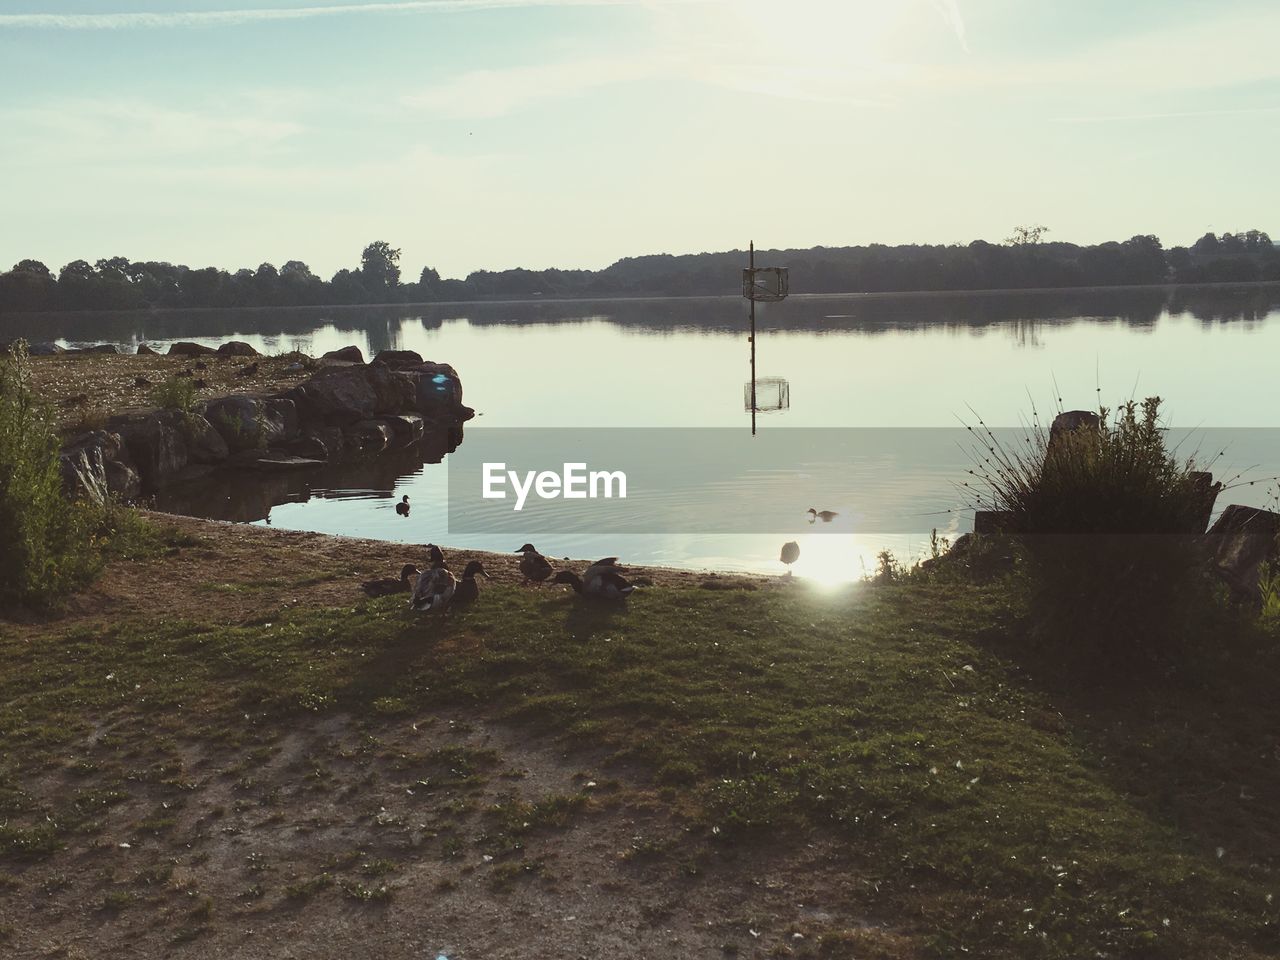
<box><xmin>3</xmin><ymin>278</ymin><xmax>1279</xmax><ymax>321</ymax></box>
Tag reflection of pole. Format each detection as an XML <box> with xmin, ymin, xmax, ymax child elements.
<box><xmin>749</xmin><ymin>240</ymin><xmax>756</xmax><ymax>437</ymax></box>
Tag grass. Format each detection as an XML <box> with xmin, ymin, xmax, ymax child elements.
<box><xmin>2</xmin><ymin>571</ymin><xmax>1279</xmax><ymax>956</ymax></box>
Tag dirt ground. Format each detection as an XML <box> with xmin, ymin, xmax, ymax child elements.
<box><xmin>1</xmin><ymin>517</ymin><xmax>909</xmax><ymax>960</ymax></box>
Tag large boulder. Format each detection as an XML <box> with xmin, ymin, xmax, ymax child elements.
<box><xmin>288</xmin><ymin>364</ymin><xmax>416</xmax><ymax>423</ymax></box>
<box><xmin>115</xmin><ymin>412</ymin><xmax>190</xmax><ymax>493</ymax></box>
<box><xmin>60</xmin><ymin>430</ymin><xmax>141</xmax><ymax>503</ymax></box>
<box><xmin>372</xmin><ymin>349</ymin><xmax>424</xmax><ymax>370</ymax></box>
<box><xmin>168</xmin><ymin>341</ymin><xmax>217</xmax><ymax>357</ymax></box>
<box><xmin>1048</xmin><ymin>410</ymin><xmax>1101</xmax><ymax>449</ymax></box>
<box><xmin>1207</xmin><ymin>505</ymin><xmax>1280</xmax><ymax>602</ymax></box>
<box><xmin>29</xmin><ymin>341</ymin><xmax>65</xmax><ymax>356</ymax></box>
<box><xmin>184</xmin><ymin>413</ymin><xmax>230</xmax><ymax>464</ymax></box>
<box><xmin>402</xmin><ymin>361</ymin><xmax>471</xmax><ymax>420</ymax></box>
<box><xmin>321</xmin><ymin>345</ymin><xmax>364</xmax><ymax>364</ymax></box>
<box><xmin>69</xmin><ymin>343</ymin><xmax>119</xmax><ymax>355</ymax></box>
<box><xmin>136</xmin><ymin>342</ymin><xmax>159</xmax><ymax>356</ymax></box>
<box><xmin>217</xmin><ymin>340</ymin><xmax>260</xmax><ymax>357</ymax></box>
<box><xmin>205</xmin><ymin>396</ymin><xmax>297</xmax><ymax>452</ymax></box>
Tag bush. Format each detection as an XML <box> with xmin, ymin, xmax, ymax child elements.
<box><xmin>0</xmin><ymin>340</ymin><xmax>102</xmax><ymax>608</ymax></box>
<box><xmin>150</xmin><ymin>376</ymin><xmax>197</xmax><ymax>414</ymax></box>
<box><xmin>968</xmin><ymin>398</ymin><xmax>1219</xmax><ymax>663</ymax></box>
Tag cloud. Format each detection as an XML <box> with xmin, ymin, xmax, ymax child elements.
<box><xmin>402</xmin><ymin>58</ymin><xmax>656</xmax><ymax>118</ymax></box>
<box><xmin>0</xmin><ymin>0</ymin><xmax>681</xmax><ymax>31</ymax></box>
<box><xmin>930</xmin><ymin>0</ymin><xmax>968</xmax><ymax>52</ymax></box>
<box><xmin>1</xmin><ymin>98</ymin><xmax>303</xmax><ymax>164</ymax></box>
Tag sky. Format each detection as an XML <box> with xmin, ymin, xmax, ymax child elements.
<box><xmin>1</xmin><ymin>0</ymin><xmax>1277</xmax><ymax>280</ymax></box>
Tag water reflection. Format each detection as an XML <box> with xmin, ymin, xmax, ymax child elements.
<box><xmin>5</xmin><ymin>284</ymin><xmax>1280</xmax><ymax>349</ymax></box>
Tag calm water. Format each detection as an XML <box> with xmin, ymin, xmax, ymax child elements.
<box><xmin>13</xmin><ymin>286</ymin><xmax>1280</xmax><ymax>581</ymax></box>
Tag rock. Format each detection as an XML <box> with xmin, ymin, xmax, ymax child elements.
<box><xmin>382</xmin><ymin>413</ymin><xmax>424</xmax><ymax>440</ymax></box>
<box><xmin>205</xmin><ymin>396</ymin><xmax>293</xmax><ymax>452</ymax></box>
<box><xmin>263</xmin><ymin>398</ymin><xmax>300</xmax><ymax>442</ymax></box>
<box><xmin>60</xmin><ymin>431</ymin><xmax>141</xmax><ymax>503</ymax></box>
<box><xmin>136</xmin><ymin>342</ymin><xmax>159</xmax><ymax>356</ymax></box>
<box><xmin>184</xmin><ymin>414</ymin><xmax>230</xmax><ymax>464</ymax></box>
<box><xmin>347</xmin><ymin>419</ymin><xmax>393</xmax><ymax>450</ymax></box>
<box><xmin>1188</xmin><ymin>471</ymin><xmax>1222</xmax><ymax>534</ymax></box>
<box><xmin>287</xmin><ymin>435</ymin><xmax>330</xmax><ymax>461</ymax></box>
<box><xmin>235</xmin><ymin>361</ymin><xmax>260</xmax><ymax>378</ymax></box>
<box><xmin>402</xmin><ymin>361</ymin><xmax>471</xmax><ymax>420</ymax></box>
<box><xmin>167</xmin><ymin>341</ymin><xmax>217</xmax><ymax>357</ymax></box>
<box><xmin>302</xmin><ymin>427</ymin><xmax>345</xmax><ymax>461</ymax></box>
<box><xmin>321</xmin><ymin>345</ymin><xmax>364</xmax><ymax>364</ymax></box>
<box><xmin>115</xmin><ymin>412</ymin><xmax>189</xmax><ymax>493</ymax></box>
<box><xmin>1207</xmin><ymin>505</ymin><xmax>1280</xmax><ymax>602</ymax></box>
<box><xmin>69</xmin><ymin>343</ymin><xmax>119</xmax><ymax>355</ymax></box>
<box><xmin>134</xmin><ymin>376</ymin><xmax>152</xmax><ymax>388</ymax></box>
<box><xmin>288</xmin><ymin>364</ymin><xmax>415</xmax><ymax>423</ymax></box>
<box><xmin>246</xmin><ymin>454</ymin><xmax>325</xmax><ymax>472</ymax></box>
<box><xmin>1048</xmin><ymin>410</ymin><xmax>1101</xmax><ymax>449</ymax></box>
<box><xmin>283</xmin><ymin>362</ymin><xmax>306</xmax><ymax>374</ymax></box>
<box><xmin>217</xmin><ymin>340</ymin><xmax>259</xmax><ymax>357</ymax></box>
<box><xmin>28</xmin><ymin>341</ymin><xmax>65</xmax><ymax>355</ymax></box>
<box><xmin>372</xmin><ymin>349</ymin><xmax>424</xmax><ymax>369</ymax></box>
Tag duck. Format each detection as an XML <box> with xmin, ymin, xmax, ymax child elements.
<box><xmin>807</xmin><ymin>508</ymin><xmax>838</xmax><ymax>523</ymax></box>
<box><xmin>552</xmin><ymin>567</ymin><xmax>635</xmax><ymax>601</ymax></box>
<box><xmin>452</xmin><ymin>560</ymin><xmax>490</xmax><ymax>605</ymax></box>
<box><xmin>515</xmin><ymin>543</ymin><xmax>553</xmax><ymax>584</ymax></box>
<box><xmin>395</xmin><ymin>495</ymin><xmax>411</xmax><ymax>517</ymax></box>
<box><xmin>362</xmin><ymin>563</ymin><xmax>420</xmax><ymax>598</ymax></box>
<box><xmin>779</xmin><ymin>540</ymin><xmax>800</xmax><ymax>575</ymax></box>
<box><xmin>424</xmin><ymin>543</ymin><xmax>447</xmax><ymax>568</ymax></box>
<box><xmin>410</xmin><ymin>551</ymin><xmax>455</xmax><ymax>612</ymax></box>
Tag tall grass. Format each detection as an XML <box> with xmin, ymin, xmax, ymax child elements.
<box><xmin>0</xmin><ymin>340</ymin><xmax>101</xmax><ymax>607</ymax></box>
<box><xmin>967</xmin><ymin>398</ymin><xmax>1220</xmax><ymax>663</ymax></box>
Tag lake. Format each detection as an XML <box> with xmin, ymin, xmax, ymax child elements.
<box><xmin>10</xmin><ymin>285</ymin><xmax>1280</xmax><ymax>582</ymax></box>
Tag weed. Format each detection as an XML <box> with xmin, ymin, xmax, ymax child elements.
<box><xmin>284</xmin><ymin>873</ymin><xmax>333</xmax><ymax>900</ymax></box>
<box><xmin>149</xmin><ymin>376</ymin><xmax>197</xmax><ymax>415</ymax></box>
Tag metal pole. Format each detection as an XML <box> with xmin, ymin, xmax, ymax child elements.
<box><xmin>749</xmin><ymin>240</ymin><xmax>757</xmax><ymax>436</ymax></box>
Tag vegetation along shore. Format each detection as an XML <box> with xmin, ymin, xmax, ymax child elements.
<box><xmin>2</xmin><ymin>229</ymin><xmax>1277</xmax><ymax>314</ymax></box>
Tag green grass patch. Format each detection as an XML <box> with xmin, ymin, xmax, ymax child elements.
<box><xmin>2</xmin><ymin>576</ymin><xmax>1280</xmax><ymax>956</ymax></box>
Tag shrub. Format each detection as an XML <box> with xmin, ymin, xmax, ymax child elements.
<box><xmin>0</xmin><ymin>340</ymin><xmax>102</xmax><ymax>608</ymax></box>
<box><xmin>968</xmin><ymin>398</ymin><xmax>1219</xmax><ymax>663</ymax></box>
<box><xmin>150</xmin><ymin>376</ymin><xmax>197</xmax><ymax>414</ymax></box>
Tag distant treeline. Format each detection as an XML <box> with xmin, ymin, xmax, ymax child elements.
<box><xmin>2</xmin><ymin>231</ymin><xmax>1277</xmax><ymax>314</ymax></box>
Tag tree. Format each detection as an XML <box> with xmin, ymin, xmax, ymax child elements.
<box><xmin>360</xmin><ymin>241</ymin><xmax>401</xmax><ymax>297</ymax></box>
<box><xmin>1006</xmin><ymin>224</ymin><xmax>1050</xmax><ymax>246</ymax></box>
<box><xmin>13</xmin><ymin>259</ymin><xmax>52</xmax><ymax>279</ymax></box>
<box><xmin>1191</xmin><ymin>233</ymin><xmax>1220</xmax><ymax>255</ymax></box>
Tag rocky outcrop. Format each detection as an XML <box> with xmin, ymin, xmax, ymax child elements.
<box><xmin>29</xmin><ymin>341</ymin><xmax>65</xmax><ymax>356</ymax></box>
<box><xmin>57</xmin><ymin>342</ymin><xmax>471</xmax><ymax>501</ymax></box>
<box><xmin>1207</xmin><ymin>505</ymin><xmax>1280</xmax><ymax>602</ymax></box>
<box><xmin>136</xmin><ymin>343</ymin><xmax>159</xmax><ymax>356</ymax></box>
